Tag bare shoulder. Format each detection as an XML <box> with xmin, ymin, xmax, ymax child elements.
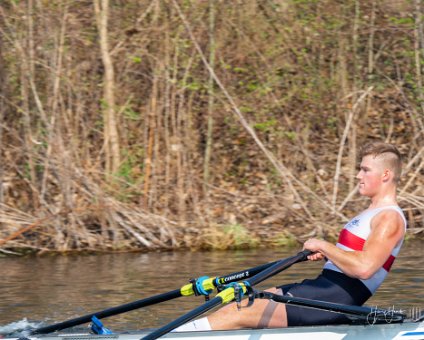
<box><xmin>371</xmin><ymin>209</ymin><xmax>405</xmax><ymax>238</ymax></box>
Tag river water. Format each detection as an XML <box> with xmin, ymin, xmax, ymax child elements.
<box><xmin>0</xmin><ymin>242</ymin><xmax>423</xmax><ymax>333</ymax></box>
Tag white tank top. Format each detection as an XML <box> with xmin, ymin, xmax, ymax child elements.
<box><xmin>323</xmin><ymin>206</ymin><xmax>407</xmax><ymax>293</ymax></box>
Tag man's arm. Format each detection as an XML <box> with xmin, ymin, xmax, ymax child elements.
<box><xmin>303</xmin><ymin>210</ymin><xmax>405</xmax><ymax>280</ymax></box>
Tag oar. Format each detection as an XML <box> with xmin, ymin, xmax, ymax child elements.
<box><xmin>142</xmin><ymin>286</ymin><xmax>242</xmax><ymax>340</ymax></box>
<box><xmin>30</xmin><ymin>257</ymin><xmax>282</xmax><ymax>335</ymax></box>
<box><xmin>258</xmin><ymin>291</ymin><xmax>406</xmax><ymax>323</ymax></box>
<box><xmin>31</xmin><ymin>289</ymin><xmax>182</xmax><ymax>335</ymax></box>
<box><xmin>244</xmin><ymin>249</ymin><xmax>312</xmax><ymax>287</ymax></box>
<box><xmin>142</xmin><ymin>250</ymin><xmax>312</xmax><ymax>340</ymax></box>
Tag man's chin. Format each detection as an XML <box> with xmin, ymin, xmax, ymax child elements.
<box><xmin>358</xmin><ymin>188</ymin><xmax>372</xmax><ymax>197</ymax></box>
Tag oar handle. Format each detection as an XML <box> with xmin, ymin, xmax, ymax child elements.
<box><xmin>300</xmin><ymin>249</ymin><xmax>316</xmax><ymax>262</ymax></box>
<box><xmin>212</xmin><ymin>250</ymin><xmax>312</xmax><ymax>287</ymax></box>
<box><xmin>246</xmin><ymin>250</ymin><xmax>312</xmax><ymax>287</ymax></box>
<box><xmin>300</xmin><ymin>249</ymin><xmax>313</xmax><ymax>259</ymax></box>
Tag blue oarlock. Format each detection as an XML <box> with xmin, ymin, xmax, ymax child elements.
<box><xmin>90</xmin><ymin>315</ymin><xmax>113</xmax><ymax>335</ymax></box>
<box><xmin>194</xmin><ymin>276</ymin><xmax>213</xmax><ymax>297</ymax></box>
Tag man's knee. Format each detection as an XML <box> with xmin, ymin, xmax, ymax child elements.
<box><xmin>209</xmin><ymin>288</ymin><xmax>288</xmax><ymax>330</ymax></box>
<box><xmin>257</xmin><ymin>288</ymin><xmax>288</xmax><ymax>328</ymax></box>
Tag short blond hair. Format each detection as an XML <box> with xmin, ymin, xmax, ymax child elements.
<box><xmin>359</xmin><ymin>142</ymin><xmax>402</xmax><ymax>182</ymax></box>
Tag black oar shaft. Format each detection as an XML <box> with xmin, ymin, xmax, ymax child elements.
<box><xmin>32</xmin><ymin>289</ymin><xmax>182</xmax><ymax>335</ymax></box>
<box><xmin>260</xmin><ymin>291</ymin><xmax>406</xmax><ymax>323</ymax></box>
<box><xmin>141</xmin><ymin>296</ymin><xmax>223</xmax><ymax>340</ymax></box>
<box><xmin>246</xmin><ymin>250</ymin><xmax>311</xmax><ymax>286</ymax></box>
<box><xmin>215</xmin><ymin>260</ymin><xmax>280</xmax><ymax>284</ymax></box>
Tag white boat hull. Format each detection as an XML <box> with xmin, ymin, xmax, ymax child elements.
<box><xmin>9</xmin><ymin>321</ymin><xmax>424</xmax><ymax>340</ymax></box>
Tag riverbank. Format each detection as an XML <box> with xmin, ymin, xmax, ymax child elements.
<box><xmin>1</xmin><ymin>200</ymin><xmax>422</xmax><ymax>256</ymax></box>
<box><xmin>1</xmin><ymin>1</ymin><xmax>423</xmax><ymax>255</ymax></box>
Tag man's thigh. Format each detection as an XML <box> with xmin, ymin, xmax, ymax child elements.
<box><xmin>280</xmin><ymin>276</ymin><xmax>355</xmax><ymax>326</ymax></box>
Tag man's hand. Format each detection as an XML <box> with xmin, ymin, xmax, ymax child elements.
<box><xmin>303</xmin><ymin>238</ymin><xmax>326</xmax><ymax>261</ymax></box>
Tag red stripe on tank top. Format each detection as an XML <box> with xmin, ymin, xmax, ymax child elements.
<box><xmin>338</xmin><ymin>229</ymin><xmax>365</xmax><ymax>251</ymax></box>
<box><xmin>338</xmin><ymin>229</ymin><xmax>396</xmax><ymax>272</ymax></box>
<box><xmin>383</xmin><ymin>255</ymin><xmax>395</xmax><ymax>272</ymax></box>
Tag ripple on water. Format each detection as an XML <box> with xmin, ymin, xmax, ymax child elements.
<box><xmin>0</xmin><ymin>318</ymin><xmax>43</xmax><ymax>337</ymax></box>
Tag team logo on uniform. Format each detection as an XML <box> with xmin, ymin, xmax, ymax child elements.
<box><xmin>346</xmin><ymin>219</ymin><xmax>360</xmax><ymax>229</ymax></box>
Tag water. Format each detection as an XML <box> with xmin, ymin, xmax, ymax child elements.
<box><xmin>0</xmin><ymin>242</ymin><xmax>423</xmax><ymax>333</ymax></box>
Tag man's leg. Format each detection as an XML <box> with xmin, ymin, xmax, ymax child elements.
<box><xmin>208</xmin><ymin>287</ymin><xmax>288</xmax><ymax>330</ymax></box>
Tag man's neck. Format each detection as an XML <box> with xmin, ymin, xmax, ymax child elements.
<box><xmin>368</xmin><ymin>187</ymin><xmax>398</xmax><ymax>209</ymax></box>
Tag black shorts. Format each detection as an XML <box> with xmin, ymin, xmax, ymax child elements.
<box><xmin>277</xmin><ymin>269</ymin><xmax>372</xmax><ymax>326</ymax></box>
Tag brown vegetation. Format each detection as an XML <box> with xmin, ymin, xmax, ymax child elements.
<box><xmin>0</xmin><ymin>0</ymin><xmax>423</xmax><ymax>255</ymax></box>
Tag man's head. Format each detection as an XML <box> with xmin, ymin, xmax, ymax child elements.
<box><xmin>358</xmin><ymin>142</ymin><xmax>402</xmax><ymax>184</ymax></box>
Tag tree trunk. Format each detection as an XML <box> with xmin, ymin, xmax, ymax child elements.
<box><xmin>93</xmin><ymin>0</ymin><xmax>120</xmax><ymax>175</ymax></box>
<box><xmin>414</xmin><ymin>0</ymin><xmax>424</xmax><ymax>131</ymax></box>
<box><xmin>203</xmin><ymin>0</ymin><xmax>216</xmax><ymax>194</ymax></box>
<box><xmin>0</xmin><ymin>34</ymin><xmax>5</xmax><ymax>205</ymax></box>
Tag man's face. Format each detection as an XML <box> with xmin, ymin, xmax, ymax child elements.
<box><xmin>356</xmin><ymin>155</ymin><xmax>385</xmax><ymax>197</ymax></box>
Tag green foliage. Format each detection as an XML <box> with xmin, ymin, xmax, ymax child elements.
<box><xmin>270</xmin><ymin>231</ymin><xmax>298</xmax><ymax>248</ymax></box>
<box><xmin>130</xmin><ymin>56</ymin><xmax>142</xmax><ymax>63</ymax></box>
<box><xmin>100</xmin><ymin>99</ymin><xmax>109</xmax><ymax>110</ymax></box>
<box><xmin>233</xmin><ymin>67</ymin><xmax>248</xmax><ymax>74</ymax></box>
<box><xmin>115</xmin><ymin>148</ymin><xmax>144</xmax><ymax>186</ymax></box>
<box><xmin>284</xmin><ymin>131</ymin><xmax>297</xmax><ymax>141</ymax></box>
<box><xmin>123</xmin><ymin>106</ymin><xmax>141</xmax><ymax>121</ymax></box>
<box><xmin>180</xmin><ymin>80</ymin><xmax>203</xmax><ymax>91</ymax></box>
<box><xmin>326</xmin><ymin>117</ymin><xmax>338</xmax><ymax>131</ymax></box>
<box><xmin>246</xmin><ymin>81</ymin><xmax>260</xmax><ymax>92</ymax></box>
<box><xmin>254</xmin><ymin>119</ymin><xmax>278</xmax><ymax>132</ymax></box>
<box><xmin>389</xmin><ymin>16</ymin><xmax>415</xmax><ymax>27</ymax></box>
<box><xmin>239</xmin><ymin>106</ymin><xmax>254</xmax><ymax>113</ymax></box>
<box><xmin>223</xmin><ymin>224</ymin><xmax>259</xmax><ymax>249</ymax></box>
<box><xmin>116</xmin><ymin>159</ymin><xmax>133</xmax><ymax>183</ymax></box>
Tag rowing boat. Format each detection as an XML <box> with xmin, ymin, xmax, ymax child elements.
<box><xmin>4</xmin><ymin>319</ymin><xmax>424</xmax><ymax>340</ymax></box>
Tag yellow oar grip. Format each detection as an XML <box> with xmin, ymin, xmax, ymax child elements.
<box><xmin>202</xmin><ymin>277</ymin><xmax>216</xmax><ymax>291</ymax></box>
<box><xmin>216</xmin><ymin>283</ymin><xmax>247</xmax><ymax>304</ymax></box>
<box><xmin>180</xmin><ymin>283</ymin><xmax>195</xmax><ymax>296</ymax></box>
<box><xmin>180</xmin><ymin>277</ymin><xmax>216</xmax><ymax>296</ymax></box>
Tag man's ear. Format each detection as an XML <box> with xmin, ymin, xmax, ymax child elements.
<box><xmin>382</xmin><ymin>169</ymin><xmax>391</xmax><ymax>182</ymax></box>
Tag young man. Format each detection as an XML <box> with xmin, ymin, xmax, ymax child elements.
<box><xmin>177</xmin><ymin>141</ymin><xmax>406</xmax><ymax>331</ymax></box>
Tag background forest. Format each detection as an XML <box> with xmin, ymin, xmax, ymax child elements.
<box><xmin>0</xmin><ymin>0</ymin><xmax>423</xmax><ymax>255</ymax></box>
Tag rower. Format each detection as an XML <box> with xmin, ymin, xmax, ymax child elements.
<box><xmin>177</xmin><ymin>141</ymin><xmax>407</xmax><ymax>330</ymax></box>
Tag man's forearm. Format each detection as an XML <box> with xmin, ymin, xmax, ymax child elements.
<box><xmin>304</xmin><ymin>239</ymin><xmax>373</xmax><ymax>279</ymax></box>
